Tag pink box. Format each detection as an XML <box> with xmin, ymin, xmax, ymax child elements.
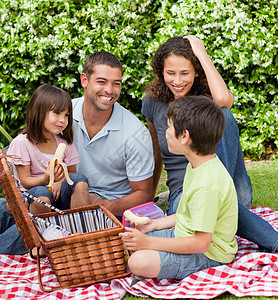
<box><xmin>122</xmin><ymin>202</ymin><xmax>165</xmax><ymax>227</ymax></box>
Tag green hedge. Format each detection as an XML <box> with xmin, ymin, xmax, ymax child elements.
<box><xmin>0</xmin><ymin>0</ymin><xmax>277</xmax><ymax>159</ymax></box>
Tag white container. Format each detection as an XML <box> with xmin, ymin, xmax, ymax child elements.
<box><xmin>42</xmin><ymin>225</ymin><xmax>69</xmax><ymax>241</ymax></box>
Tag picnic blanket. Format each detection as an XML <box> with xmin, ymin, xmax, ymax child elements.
<box><xmin>1</xmin><ymin>206</ymin><xmax>278</xmax><ymax>299</ymax></box>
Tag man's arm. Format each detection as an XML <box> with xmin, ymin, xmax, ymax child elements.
<box><xmin>146</xmin><ymin>119</ymin><xmax>163</xmax><ymax>194</ymax></box>
<box><xmin>89</xmin><ymin>176</ymin><xmax>153</xmax><ymax>216</ymax></box>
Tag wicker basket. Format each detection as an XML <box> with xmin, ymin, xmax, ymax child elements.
<box><xmin>0</xmin><ymin>150</ymin><xmax>130</xmax><ymax>292</ymax></box>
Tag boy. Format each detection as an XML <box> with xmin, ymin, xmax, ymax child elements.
<box><xmin>120</xmin><ymin>95</ymin><xmax>238</xmax><ymax>280</ymax></box>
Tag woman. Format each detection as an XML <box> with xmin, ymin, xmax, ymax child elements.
<box><xmin>142</xmin><ymin>35</ymin><xmax>278</xmax><ymax>253</ymax></box>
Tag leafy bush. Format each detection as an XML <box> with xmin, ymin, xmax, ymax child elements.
<box><xmin>0</xmin><ymin>0</ymin><xmax>160</xmax><ymax>142</ymax></box>
<box><xmin>0</xmin><ymin>0</ymin><xmax>277</xmax><ymax>159</ymax></box>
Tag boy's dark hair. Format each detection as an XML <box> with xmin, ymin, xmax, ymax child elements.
<box><xmin>83</xmin><ymin>51</ymin><xmax>123</xmax><ymax>79</ymax></box>
<box><xmin>166</xmin><ymin>95</ymin><xmax>225</xmax><ymax>155</ymax></box>
<box><xmin>146</xmin><ymin>36</ymin><xmax>210</xmax><ymax>103</ymax></box>
<box><xmin>23</xmin><ymin>84</ymin><xmax>73</xmax><ymax>144</ymax></box>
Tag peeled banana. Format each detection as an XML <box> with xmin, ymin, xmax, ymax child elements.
<box><xmin>123</xmin><ymin>210</ymin><xmax>150</xmax><ymax>225</ymax></box>
<box><xmin>47</xmin><ymin>143</ymin><xmax>73</xmax><ymax>191</ymax></box>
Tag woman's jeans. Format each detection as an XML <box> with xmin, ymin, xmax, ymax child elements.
<box><xmin>167</xmin><ymin>108</ymin><xmax>278</xmax><ymax>253</ymax></box>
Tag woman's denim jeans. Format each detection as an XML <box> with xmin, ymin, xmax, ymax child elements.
<box><xmin>167</xmin><ymin>108</ymin><xmax>278</xmax><ymax>253</ymax></box>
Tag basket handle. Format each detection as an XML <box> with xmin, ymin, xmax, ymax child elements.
<box><xmin>36</xmin><ymin>247</ymin><xmax>56</xmax><ymax>293</ymax></box>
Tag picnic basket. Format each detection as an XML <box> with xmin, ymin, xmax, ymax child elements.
<box><xmin>0</xmin><ymin>149</ymin><xmax>130</xmax><ymax>292</ymax></box>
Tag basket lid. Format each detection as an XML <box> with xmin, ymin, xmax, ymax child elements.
<box><xmin>0</xmin><ymin>149</ymin><xmax>41</xmax><ymax>249</ymax></box>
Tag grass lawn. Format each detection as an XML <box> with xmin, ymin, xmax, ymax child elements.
<box><xmin>123</xmin><ymin>159</ymin><xmax>278</xmax><ymax>300</ymax></box>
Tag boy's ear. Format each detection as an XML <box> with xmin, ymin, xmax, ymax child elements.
<box><xmin>180</xmin><ymin>129</ymin><xmax>190</xmax><ymax>145</ymax></box>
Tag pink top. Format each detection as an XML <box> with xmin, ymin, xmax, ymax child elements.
<box><xmin>7</xmin><ymin>133</ymin><xmax>79</xmax><ymax>191</ymax></box>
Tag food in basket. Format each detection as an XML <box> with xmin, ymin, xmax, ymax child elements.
<box><xmin>47</xmin><ymin>143</ymin><xmax>73</xmax><ymax>191</ymax></box>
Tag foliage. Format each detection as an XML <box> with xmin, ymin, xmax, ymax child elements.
<box><xmin>0</xmin><ymin>0</ymin><xmax>277</xmax><ymax>159</ymax></box>
<box><xmin>0</xmin><ymin>0</ymin><xmax>160</xmax><ymax>142</ymax></box>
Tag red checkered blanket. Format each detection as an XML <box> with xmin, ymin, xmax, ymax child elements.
<box><xmin>1</xmin><ymin>207</ymin><xmax>278</xmax><ymax>299</ymax></box>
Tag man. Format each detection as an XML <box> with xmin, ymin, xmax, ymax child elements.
<box><xmin>0</xmin><ymin>51</ymin><xmax>154</xmax><ymax>255</ymax></box>
<box><xmin>71</xmin><ymin>51</ymin><xmax>154</xmax><ymax>218</ymax></box>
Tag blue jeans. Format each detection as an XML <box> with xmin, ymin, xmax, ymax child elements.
<box><xmin>0</xmin><ymin>198</ymin><xmax>28</xmax><ymax>255</ymax></box>
<box><xmin>167</xmin><ymin>108</ymin><xmax>278</xmax><ymax>253</ymax></box>
<box><xmin>27</xmin><ymin>173</ymin><xmax>88</xmax><ymax>210</ymax></box>
<box><xmin>216</xmin><ymin>108</ymin><xmax>252</xmax><ymax>208</ymax></box>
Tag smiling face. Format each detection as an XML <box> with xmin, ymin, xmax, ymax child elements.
<box><xmin>81</xmin><ymin>64</ymin><xmax>122</xmax><ymax>112</ymax></box>
<box><xmin>43</xmin><ymin>110</ymin><xmax>69</xmax><ymax>139</ymax></box>
<box><xmin>163</xmin><ymin>54</ymin><xmax>197</xmax><ymax>100</ymax></box>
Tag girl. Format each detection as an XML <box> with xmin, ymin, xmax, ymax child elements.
<box><xmin>142</xmin><ymin>35</ymin><xmax>278</xmax><ymax>253</ymax></box>
<box><xmin>7</xmin><ymin>84</ymin><xmax>89</xmax><ymax>214</ymax></box>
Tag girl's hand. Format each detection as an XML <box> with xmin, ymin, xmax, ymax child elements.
<box><xmin>45</xmin><ymin>164</ymin><xmax>64</xmax><ymax>183</ymax></box>
<box><xmin>183</xmin><ymin>35</ymin><xmax>207</xmax><ymax>58</ymax></box>
<box><xmin>53</xmin><ymin>164</ymin><xmax>64</xmax><ymax>182</ymax></box>
<box><xmin>119</xmin><ymin>227</ymin><xmax>151</xmax><ymax>251</ymax></box>
<box><xmin>51</xmin><ymin>180</ymin><xmax>63</xmax><ymax>201</ymax></box>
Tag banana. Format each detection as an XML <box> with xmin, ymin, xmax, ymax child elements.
<box><xmin>47</xmin><ymin>143</ymin><xmax>74</xmax><ymax>191</ymax></box>
<box><xmin>123</xmin><ymin>210</ymin><xmax>150</xmax><ymax>225</ymax></box>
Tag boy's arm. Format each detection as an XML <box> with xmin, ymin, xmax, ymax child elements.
<box><xmin>131</xmin><ymin>214</ymin><xmax>177</xmax><ymax>233</ymax></box>
<box><xmin>121</xmin><ymin>228</ymin><xmax>212</xmax><ymax>254</ymax></box>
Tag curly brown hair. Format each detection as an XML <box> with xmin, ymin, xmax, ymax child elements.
<box><xmin>146</xmin><ymin>37</ymin><xmax>210</xmax><ymax>103</ymax></box>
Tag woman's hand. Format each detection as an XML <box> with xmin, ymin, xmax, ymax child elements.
<box><xmin>183</xmin><ymin>35</ymin><xmax>207</xmax><ymax>59</ymax></box>
<box><xmin>184</xmin><ymin>35</ymin><xmax>234</xmax><ymax>108</ymax></box>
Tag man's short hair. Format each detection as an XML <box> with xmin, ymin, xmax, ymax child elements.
<box><xmin>166</xmin><ymin>95</ymin><xmax>225</xmax><ymax>155</ymax></box>
<box><xmin>83</xmin><ymin>51</ymin><xmax>123</xmax><ymax>78</ymax></box>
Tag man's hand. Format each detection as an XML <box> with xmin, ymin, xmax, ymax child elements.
<box><xmin>88</xmin><ymin>194</ymin><xmax>113</xmax><ymax>210</ymax></box>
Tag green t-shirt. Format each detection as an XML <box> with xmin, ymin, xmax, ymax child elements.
<box><xmin>175</xmin><ymin>156</ymin><xmax>238</xmax><ymax>263</ymax></box>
